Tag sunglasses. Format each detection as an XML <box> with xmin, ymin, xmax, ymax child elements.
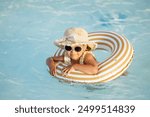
<box><xmin>65</xmin><ymin>45</ymin><xmax>82</xmax><ymax>52</ymax></box>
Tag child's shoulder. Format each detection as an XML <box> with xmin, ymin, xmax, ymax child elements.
<box><xmin>84</xmin><ymin>51</ymin><xmax>97</xmax><ymax>65</ymax></box>
<box><xmin>79</xmin><ymin>51</ymin><xmax>95</xmax><ymax>64</ymax></box>
<box><xmin>84</xmin><ymin>51</ymin><xmax>95</xmax><ymax>59</ymax></box>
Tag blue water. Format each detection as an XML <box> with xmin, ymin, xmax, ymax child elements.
<box><xmin>0</xmin><ymin>0</ymin><xmax>150</xmax><ymax>100</ymax></box>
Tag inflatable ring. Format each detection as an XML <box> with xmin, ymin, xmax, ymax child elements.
<box><xmin>54</xmin><ymin>31</ymin><xmax>134</xmax><ymax>83</ymax></box>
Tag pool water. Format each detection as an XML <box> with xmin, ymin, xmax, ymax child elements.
<box><xmin>0</xmin><ymin>0</ymin><xmax>150</xmax><ymax>99</ymax></box>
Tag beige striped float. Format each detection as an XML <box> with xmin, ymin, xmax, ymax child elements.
<box><xmin>54</xmin><ymin>31</ymin><xmax>134</xmax><ymax>83</ymax></box>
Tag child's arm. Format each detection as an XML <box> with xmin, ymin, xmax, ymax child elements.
<box><xmin>62</xmin><ymin>53</ymin><xmax>99</xmax><ymax>76</ymax></box>
<box><xmin>46</xmin><ymin>55</ymin><xmax>64</xmax><ymax>76</ymax></box>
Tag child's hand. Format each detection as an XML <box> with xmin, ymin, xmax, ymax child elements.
<box><xmin>50</xmin><ymin>64</ymin><xmax>57</xmax><ymax>76</ymax></box>
<box><xmin>62</xmin><ymin>65</ymin><xmax>75</xmax><ymax>77</ymax></box>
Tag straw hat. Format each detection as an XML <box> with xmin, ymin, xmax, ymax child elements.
<box><xmin>54</xmin><ymin>27</ymin><xmax>97</xmax><ymax>51</ymax></box>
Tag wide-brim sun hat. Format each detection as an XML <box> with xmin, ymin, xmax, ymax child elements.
<box><xmin>54</xmin><ymin>27</ymin><xmax>97</xmax><ymax>51</ymax></box>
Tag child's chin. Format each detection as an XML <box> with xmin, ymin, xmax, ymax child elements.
<box><xmin>71</xmin><ymin>57</ymin><xmax>79</xmax><ymax>61</ymax></box>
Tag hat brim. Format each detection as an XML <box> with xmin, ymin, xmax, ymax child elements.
<box><xmin>54</xmin><ymin>38</ymin><xmax>97</xmax><ymax>51</ymax></box>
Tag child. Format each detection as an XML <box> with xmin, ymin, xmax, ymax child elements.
<box><xmin>46</xmin><ymin>27</ymin><xmax>99</xmax><ymax>76</ymax></box>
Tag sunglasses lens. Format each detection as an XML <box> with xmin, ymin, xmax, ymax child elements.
<box><xmin>75</xmin><ymin>46</ymin><xmax>82</xmax><ymax>52</ymax></box>
<box><xmin>65</xmin><ymin>46</ymin><xmax>72</xmax><ymax>51</ymax></box>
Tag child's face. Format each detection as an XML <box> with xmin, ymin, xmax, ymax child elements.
<box><xmin>65</xmin><ymin>44</ymin><xmax>87</xmax><ymax>61</ymax></box>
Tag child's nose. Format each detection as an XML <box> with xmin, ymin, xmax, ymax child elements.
<box><xmin>70</xmin><ymin>50</ymin><xmax>76</xmax><ymax>54</ymax></box>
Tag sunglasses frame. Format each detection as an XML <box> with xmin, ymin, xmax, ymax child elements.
<box><xmin>64</xmin><ymin>45</ymin><xmax>82</xmax><ymax>52</ymax></box>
